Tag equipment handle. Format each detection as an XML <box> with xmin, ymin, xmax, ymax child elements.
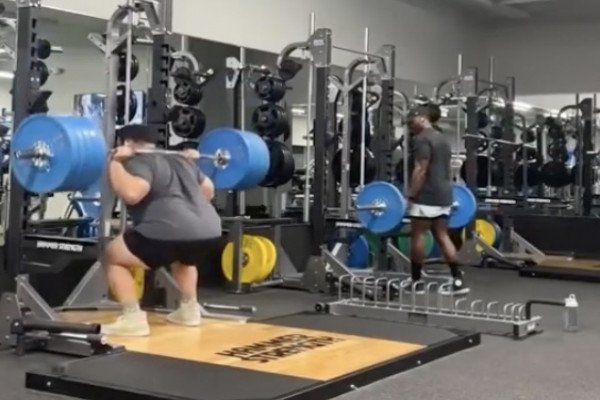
<box><xmin>202</xmin><ymin>303</ymin><xmax>257</xmax><ymax>314</ymax></box>
<box><xmin>524</xmin><ymin>299</ymin><xmax>566</xmax><ymax>320</ymax></box>
<box><xmin>14</xmin><ymin>319</ymin><xmax>101</xmax><ymax>334</ymax></box>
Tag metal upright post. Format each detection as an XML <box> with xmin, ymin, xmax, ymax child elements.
<box><xmin>581</xmin><ymin>97</ymin><xmax>594</xmax><ymax>216</ymax></box>
<box><xmin>303</xmin><ymin>12</ymin><xmax>316</xmax><ymax>223</ymax></box>
<box><xmin>501</xmin><ymin>77</ymin><xmax>517</xmax><ymax>197</ymax></box>
<box><xmin>359</xmin><ymin>28</ymin><xmax>370</xmax><ymax>189</ymax></box>
<box><xmin>238</xmin><ymin>47</ymin><xmax>247</xmax><ymax>216</ymax></box>
<box><xmin>373</xmin><ymin>45</ymin><xmax>395</xmax><ymax>182</ymax></box>
<box><xmin>5</xmin><ymin>2</ymin><xmax>42</xmax><ymax>291</ymax></box>
<box><xmin>456</xmin><ymin>54</ymin><xmax>463</xmax><ymax>155</ymax></box>
<box><xmin>501</xmin><ymin>77</ymin><xmax>517</xmax><ymax>250</ymax></box>
<box><xmin>374</xmin><ymin>45</ymin><xmax>395</xmax><ymax>272</ymax></box>
<box><xmin>463</xmin><ymin>68</ymin><xmax>479</xmax><ymax>242</ymax></box>
<box><xmin>310</xmin><ymin>29</ymin><xmax>332</xmax><ymax>255</ymax></box>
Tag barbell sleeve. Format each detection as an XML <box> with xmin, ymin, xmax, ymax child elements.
<box><xmin>355</xmin><ymin>204</ymin><xmax>387</xmax><ymax>211</ymax></box>
<box><xmin>14</xmin><ymin>148</ymin><xmax>50</xmax><ymax>160</ymax></box>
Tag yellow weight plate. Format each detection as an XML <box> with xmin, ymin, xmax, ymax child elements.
<box><xmin>221</xmin><ymin>235</ymin><xmax>267</xmax><ymax>284</ymax></box>
<box><xmin>462</xmin><ymin>218</ymin><xmax>497</xmax><ymax>252</ymax></box>
<box><xmin>254</xmin><ymin>236</ymin><xmax>277</xmax><ymax>281</ymax></box>
<box><xmin>131</xmin><ymin>265</ymin><xmax>145</xmax><ymax>300</ymax></box>
<box><xmin>109</xmin><ymin>265</ymin><xmax>145</xmax><ymax>301</ymax></box>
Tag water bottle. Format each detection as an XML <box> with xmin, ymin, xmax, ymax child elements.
<box><xmin>563</xmin><ymin>294</ymin><xmax>578</xmax><ymax>332</ymax></box>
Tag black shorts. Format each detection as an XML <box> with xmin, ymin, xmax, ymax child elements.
<box><xmin>123</xmin><ymin>229</ymin><xmax>225</xmax><ymax>269</ymax></box>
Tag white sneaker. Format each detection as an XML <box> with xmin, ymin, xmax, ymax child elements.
<box><xmin>101</xmin><ymin>311</ymin><xmax>150</xmax><ymax>337</ymax></box>
<box><xmin>167</xmin><ymin>301</ymin><xmax>202</xmax><ymax>327</ymax></box>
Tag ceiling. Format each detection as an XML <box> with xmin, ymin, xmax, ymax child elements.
<box><xmin>446</xmin><ymin>0</ymin><xmax>600</xmax><ymax>23</ymax></box>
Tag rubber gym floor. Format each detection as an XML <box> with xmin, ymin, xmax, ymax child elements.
<box><xmin>1</xmin><ymin>266</ymin><xmax>598</xmax><ymax>400</ymax></box>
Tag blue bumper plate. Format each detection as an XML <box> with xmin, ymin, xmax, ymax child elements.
<box><xmin>347</xmin><ymin>235</ymin><xmax>370</xmax><ymax>269</ymax></box>
<box><xmin>197</xmin><ymin>128</ymin><xmax>269</xmax><ymax>190</ymax></box>
<box><xmin>11</xmin><ymin>115</ymin><xmax>105</xmax><ymax>193</ymax></box>
<box><xmin>449</xmin><ymin>184</ymin><xmax>477</xmax><ymax>229</ymax></box>
<box><xmin>355</xmin><ymin>181</ymin><xmax>406</xmax><ymax>235</ymax></box>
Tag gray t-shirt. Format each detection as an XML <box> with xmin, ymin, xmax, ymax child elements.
<box><xmin>124</xmin><ymin>154</ymin><xmax>222</xmax><ymax>240</ymax></box>
<box><xmin>411</xmin><ymin>128</ymin><xmax>453</xmax><ymax>206</ymax></box>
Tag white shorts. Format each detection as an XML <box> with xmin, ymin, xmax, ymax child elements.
<box><xmin>409</xmin><ymin>203</ymin><xmax>452</xmax><ymax>219</ymax></box>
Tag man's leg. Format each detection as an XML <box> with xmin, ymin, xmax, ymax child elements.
<box><xmin>102</xmin><ymin>234</ymin><xmax>151</xmax><ymax>336</ymax></box>
<box><xmin>408</xmin><ymin>218</ymin><xmax>432</xmax><ymax>284</ymax></box>
<box><xmin>171</xmin><ymin>262</ymin><xmax>198</xmax><ymax>302</ymax></box>
<box><xmin>431</xmin><ymin>218</ymin><xmax>469</xmax><ymax>294</ymax></box>
<box><xmin>167</xmin><ymin>262</ymin><xmax>202</xmax><ymax>327</ymax></box>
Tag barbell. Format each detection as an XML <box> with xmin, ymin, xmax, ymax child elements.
<box><xmin>355</xmin><ymin>181</ymin><xmax>477</xmax><ymax>235</ymax></box>
<box><xmin>11</xmin><ymin>115</ymin><xmax>270</xmax><ymax>194</ymax></box>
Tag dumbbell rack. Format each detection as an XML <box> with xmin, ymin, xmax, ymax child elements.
<box><xmin>316</xmin><ymin>274</ymin><xmax>547</xmax><ymax>339</ymax></box>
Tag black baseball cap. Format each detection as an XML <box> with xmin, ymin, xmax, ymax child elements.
<box><xmin>407</xmin><ymin>103</ymin><xmax>441</xmax><ymax>123</ymax></box>
<box><xmin>117</xmin><ymin>124</ymin><xmax>161</xmax><ymax>143</ymax></box>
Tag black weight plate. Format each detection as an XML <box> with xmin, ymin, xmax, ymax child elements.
<box><xmin>118</xmin><ymin>53</ymin><xmax>140</xmax><ymax>82</ymax></box>
<box><xmin>271</xmin><ymin>143</ymin><xmax>296</xmax><ymax>187</ymax></box>
<box><xmin>460</xmin><ymin>155</ymin><xmax>502</xmax><ymax>188</ymax></box>
<box><xmin>171</xmin><ymin>106</ymin><xmax>206</xmax><ymax>139</ymax></box>
<box><xmin>514</xmin><ymin>163</ymin><xmax>540</xmax><ymax>189</ymax></box>
<box><xmin>278</xmin><ymin>58</ymin><xmax>302</xmax><ymax>82</ymax></box>
<box><xmin>172</xmin><ymin>66</ymin><xmax>193</xmax><ymax>81</ymax></box>
<box><xmin>254</xmin><ymin>75</ymin><xmax>287</xmax><ymax>102</ymax></box>
<box><xmin>116</xmin><ymin>84</ymin><xmax>138</xmax><ymax>125</ymax></box>
<box><xmin>174</xmin><ymin>81</ymin><xmax>203</xmax><ymax>106</ymax></box>
<box><xmin>547</xmin><ymin>141</ymin><xmax>568</xmax><ymax>161</ymax></box>
<box><xmin>547</xmin><ymin>124</ymin><xmax>564</xmax><ymax>140</ymax></box>
<box><xmin>281</xmin><ymin>119</ymin><xmax>291</xmax><ymax>142</ymax></box>
<box><xmin>490</xmin><ymin>126</ymin><xmax>503</xmax><ymax>139</ymax></box>
<box><xmin>37</xmin><ymin>38</ymin><xmax>52</xmax><ymax>60</ymax></box>
<box><xmin>252</xmin><ymin>103</ymin><xmax>288</xmax><ymax>138</ymax></box>
<box><xmin>540</xmin><ymin>161</ymin><xmax>571</xmax><ymax>188</ymax></box>
<box><xmin>332</xmin><ymin>148</ymin><xmax>377</xmax><ymax>188</ymax></box>
<box><xmin>260</xmin><ymin>141</ymin><xmax>296</xmax><ymax>187</ymax></box>
<box><xmin>520</xmin><ymin>130</ymin><xmax>536</xmax><ymax>144</ymax></box>
<box><xmin>32</xmin><ymin>60</ymin><xmax>49</xmax><ymax>86</ymax></box>
<box><xmin>515</xmin><ymin>147</ymin><xmax>538</xmax><ymax>163</ymax></box>
<box><xmin>477</xmin><ymin>111</ymin><xmax>489</xmax><ymax>129</ymax></box>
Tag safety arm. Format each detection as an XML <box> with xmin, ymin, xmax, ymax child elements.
<box><xmin>108</xmin><ymin>160</ymin><xmax>151</xmax><ymax>205</ymax></box>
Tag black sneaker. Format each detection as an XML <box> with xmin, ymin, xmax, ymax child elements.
<box><xmin>438</xmin><ymin>277</ymin><xmax>470</xmax><ymax>296</ymax></box>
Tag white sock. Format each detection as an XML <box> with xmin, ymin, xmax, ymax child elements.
<box><xmin>180</xmin><ymin>297</ymin><xmax>198</xmax><ymax>306</ymax></box>
<box><xmin>123</xmin><ymin>302</ymin><xmax>141</xmax><ymax>315</ymax></box>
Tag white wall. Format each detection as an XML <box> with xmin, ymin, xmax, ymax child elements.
<box><xmin>41</xmin><ymin>0</ymin><xmax>487</xmax><ymax>85</ymax></box>
<box><xmin>487</xmin><ymin>20</ymin><xmax>600</xmax><ymax>98</ymax></box>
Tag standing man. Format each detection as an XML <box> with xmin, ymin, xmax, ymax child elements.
<box><xmin>402</xmin><ymin>104</ymin><xmax>468</xmax><ymax>295</ymax></box>
<box><xmin>102</xmin><ymin>124</ymin><xmax>223</xmax><ymax>336</ymax></box>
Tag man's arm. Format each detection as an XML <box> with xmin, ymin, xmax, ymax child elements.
<box><xmin>108</xmin><ymin>159</ymin><xmax>151</xmax><ymax>205</ymax></box>
<box><xmin>197</xmin><ymin>169</ymin><xmax>215</xmax><ymax>201</ymax></box>
<box><xmin>408</xmin><ymin>137</ymin><xmax>431</xmax><ymax>200</ymax></box>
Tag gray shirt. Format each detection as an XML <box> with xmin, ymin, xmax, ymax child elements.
<box><xmin>411</xmin><ymin>128</ymin><xmax>453</xmax><ymax>206</ymax></box>
<box><xmin>124</xmin><ymin>154</ymin><xmax>222</xmax><ymax>240</ymax></box>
